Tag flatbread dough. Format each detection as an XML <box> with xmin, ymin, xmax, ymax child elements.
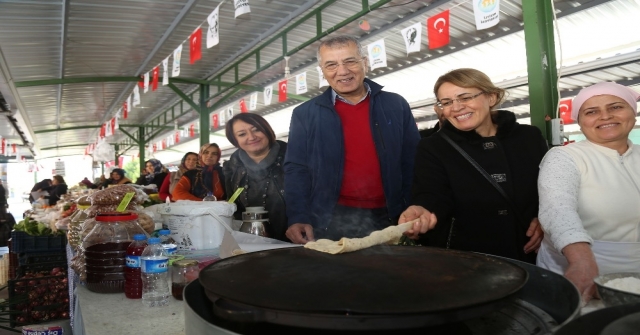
<box><xmin>305</xmin><ymin>221</ymin><xmax>415</xmax><ymax>254</ymax></box>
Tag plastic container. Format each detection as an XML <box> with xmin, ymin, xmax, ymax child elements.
<box><xmin>83</xmin><ymin>212</ymin><xmax>143</xmax><ymax>293</ymax></box>
<box><xmin>158</xmin><ymin>229</ymin><xmax>177</xmax><ymax>255</ymax></box>
<box><xmin>10</xmin><ymin>231</ymin><xmax>67</xmax><ymax>253</ymax></box>
<box><xmin>141</xmin><ymin>237</ymin><xmax>170</xmax><ymax>307</ymax></box>
<box><xmin>171</xmin><ymin>259</ymin><xmax>199</xmax><ymax>300</ymax></box>
<box><xmin>125</xmin><ymin>234</ymin><xmax>147</xmax><ymax>299</ymax></box>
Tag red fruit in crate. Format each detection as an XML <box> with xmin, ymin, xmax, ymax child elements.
<box><xmin>60</xmin><ymin>311</ymin><xmax>69</xmax><ymax>318</ymax></box>
<box><xmin>50</xmin><ymin>268</ymin><xmax>63</xmax><ymax>276</ymax></box>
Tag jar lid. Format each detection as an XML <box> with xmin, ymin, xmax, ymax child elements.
<box><xmin>95</xmin><ymin>212</ymin><xmax>138</xmax><ymax>222</ymax></box>
<box><xmin>173</xmin><ymin>259</ymin><xmax>199</xmax><ymax>268</ymax></box>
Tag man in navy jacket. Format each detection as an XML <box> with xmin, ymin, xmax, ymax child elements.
<box><xmin>284</xmin><ymin>35</ymin><xmax>420</xmax><ymax>243</ymax></box>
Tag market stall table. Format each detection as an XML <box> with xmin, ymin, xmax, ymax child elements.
<box><xmin>73</xmin><ymin>285</ymin><xmax>185</xmax><ymax>335</ymax></box>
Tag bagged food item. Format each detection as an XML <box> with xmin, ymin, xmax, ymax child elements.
<box><xmin>68</xmin><ymin>210</ymin><xmax>88</xmax><ymax>249</ymax></box>
<box><xmin>84</xmin><ymin>204</ymin><xmax>142</xmax><ymax>218</ymax></box>
<box><xmin>87</xmin><ymin>185</ymin><xmax>137</xmax><ymax>205</ymax></box>
<box><xmin>133</xmin><ymin>211</ymin><xmax>156</xmax><ymax>234</ymax></box>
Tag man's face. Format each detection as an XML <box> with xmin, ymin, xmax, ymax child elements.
<box><xmin>318</xmin><ymin>42</ymin><xmax>367</xmax><ymax>100</ymax></box>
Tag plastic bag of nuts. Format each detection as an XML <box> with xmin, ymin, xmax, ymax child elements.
<box><xmin>87</xmin><ymin>185</ymin><xmax>137</xmax><ymax>205</ymax></box>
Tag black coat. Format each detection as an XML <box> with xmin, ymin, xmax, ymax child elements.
<box><xmin>413</xmin><ymin>110</ymin><xmax>548</xmax><ymax>263</ymax></box>
<box><xmin>44</xmin><ymin>184</ymin><xmax>68</xmax><ymax>206</ymax></box>
<box><xmin>223</xmin><ymin>141</ymin><xmax>288</xmax><ymax>242</ymax></box>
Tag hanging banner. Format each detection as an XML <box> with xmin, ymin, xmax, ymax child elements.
<box><xmin>401</xmin><ymin>22</ymin><xmax>422</xmax><ymax>55</ymax></box>
<box><xmin>152</xmin><ymin>66</ymin><xmax>159</xmax><ymax>91</ymax></box>
<box><xmin>190</xmin><ymin>28</ymin><xmax>202</xmax><ymax>64</ymax></box>
<box><xmin>473</xmin><ymin>0</ymin><xmax>500</xmax><ymax>30</ymax></box>
<box><xmin>172</xmin><ymin>44</ymin><xmax>182</xmax><ymax>77</ymax></box>
<box><xmin>143</xmin><ymin>72</ymin><xmax>149</xmax><ymax>93</ymax></box>
<box><xmin>239</xmin><ymin>99</ymin><xmax>248</xmax><ymax>113</ymax></box>
<box><xmin>189</xmin><ymin>124</ymin><xmax>195</xmax><ymax>137</ymax></box>
<box><xmin>296</xmin><ymin>72</ymin><xmax>308</xmax><ymax>94</ymax></box>
<box><xmin>249</xmin><ymin>92</ymin><xmax>258</xmax><ymax>110</ymax></box>
<box><xmin>226</xmin><ymin>106</ymin><xmax>234</xmax><ymax>121</ymax></box>
<box><xmin>133</xmin><ymin>85</ymin><xmax>141</xmax><ymax>106</ymax></box>
<box><xmin>207</xmin><ymin>5</ymin><xmax>220</xmax><ymax>48</ymax></box>
<box><xmin>367</xmin><ymin>39</ymin><xmax>387</xmax><ymax>70</ymax></box>
<box><xmin>263</xmin><ymin>85</ymin><xmax>273</xmax><ymax>106</ymax></box>
<box><xmin>162</xmin><ymin>57</ymin><xmax>169</xmax><ymax>85</ymax></box>
<box><xmin>105</xmin><ymin>121</ymin><xmax>113</xmax><ymax>137</ymax></box>
<box><xmin>219</xmin><ymin>111</ymin><xmax>226</xmax><ymax>127</ymax></box>
<box><xmin>278</xmin><ymin>79</ymin><xmax>287</xmax><ymax>102</ymax></box>
<box><xmin>175</xmin><ymin>131</ymin><xmax>180</xmax><ymax>144</ymax></box>
<box><xmin>123</xmin><ymin>101</ymin><xmax>128</xmax><ymax>119</ymax></box>
<box><xmin>234</xmin><ymin>0</ymin><xmax>251</xmax><ymax>18</ymax></box>
<box><xmin>317</xmin><ymin>66</ymin><xmax>329</xmax><ymax>88</ymax></box>
<box><xmin>212</xmin><ymin>114</ymin><xmax>219</xmax><ymax>128</ymax></box>
<box><xmin>127</xmin><ymin>95</ymin><xmax>132</xmax><ymax>114</ymax></box>
<box><xmin>428</xmin><ymin>10</ymin><xmax>450</xmax><ymax>49</ymax></box>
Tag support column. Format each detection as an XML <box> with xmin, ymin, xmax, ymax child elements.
<box><xmin>522</xmin><ymin>0</ymin><xmax>559</xmax><ymax>144</ymax></box>
<box><xmin>138</xmin><ymin>126</ymin><xmax>146</xmax><ymax>173</ymax></box>
<box><xmin>199</xmin><ymin>84</ymin><xmax>210</xmax><ymax>147</ymax></box>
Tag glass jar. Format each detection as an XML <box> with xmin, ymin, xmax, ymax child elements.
<box><xmin>171</xmin><ymin>260</ymin><xmax>200</xmax><ymax>300</ymax></box>
<box><xmin>83</xmin><ymin>212</ymin><xmax>146</xmax><ymax>293</ymax></box>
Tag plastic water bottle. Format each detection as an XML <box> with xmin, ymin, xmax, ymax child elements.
<box><xmin>203</xmin><ymin>191</ymin><xmax>217</xmax><ymax>201</ymax></box>
<box><xmin>158</xmin><ymin>229</ymin><xmax>177</xmax><ymax>255</ymax></box>
<box><xmin>140</xmin><ymin>237</ymin><xmax>170</xmax><ymax>307</ymax></box>
<box><xmin>125</xmin><ymin>234</ymin><xmax>147</xmax><ymax>299</ymax></box>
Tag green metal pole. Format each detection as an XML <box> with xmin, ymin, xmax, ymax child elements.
<box><xmin>522</xmin><ymin>0</ymin><xmax>559</xmax><ymax>144</ymax></box>
<box><xmin>138</xmin><ymin>126</ymin><xmax>146</xmax><ymax>173</ymax></box>
<box><xmin>199</xmin><ymin>84</ymin><xmax>210</xmax><ymax>146</ymax></box>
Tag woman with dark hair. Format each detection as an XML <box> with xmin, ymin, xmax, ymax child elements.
<box><xmin>173</xmin><ymin>144</ymin><xmax>226</xmax><ymax>201</ymax></box>
<box><xmin>29</xmin><ymin>179</ymin><xmax>52</xmax><ymax>203</ymax></box>
<box><xmin>108</xmin><ymin>168</ymin><xmax>132</xmax><ymax>186</ymax></box>
<box><xmin>399</xmin><ymin>68</ymin><xmax>547</xmax><ymax>264</ymax></box>
<box><xmin>44</xmin><ymin>175</ymin><xmax>68</xmax><ymax>206</ymax></box>
<box><xmin>223</xmin><ymin>113</ymin><xmax>288</xmax><ymax>241</ymax></box>
<box><xmin>138</xmin><ymin>159</ymin><xmax>168</xmax><ymax>189</ymax></box>
<box><xmin>159</xmin><ymin>152</ymin><xmax>199</xmax><ymax>202</ymax></box>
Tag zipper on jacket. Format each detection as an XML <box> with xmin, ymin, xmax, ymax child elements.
<box><xmin>374</xmin><ymin>121</ymin><xmax>386</xmax><ymax>150</ymax></box>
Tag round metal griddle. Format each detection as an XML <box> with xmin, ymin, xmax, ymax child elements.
<box><xmin>555</xmin><ymin>302</ymin><xmax>640</xmax><ymax>335</ymax></box>
<box><xmin>199</xmin><ymin>246</ymin><xmax>528</xmax><ymax>330</ymax></box>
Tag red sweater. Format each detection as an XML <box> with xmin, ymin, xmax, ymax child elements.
<box><xmin>335</xmin><ymin>97</ymin><xmax>386</xmax><ymax>208</ymax></box>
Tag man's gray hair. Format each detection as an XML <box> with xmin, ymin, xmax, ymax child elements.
<box><xmin>317</xmin><ymin>35</ymin><xmax>365</xmax><ymax>64</ymax></box>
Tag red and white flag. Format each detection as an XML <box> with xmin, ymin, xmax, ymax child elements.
<box><xmin>189</xmin><ymin>124</ymin><xmax>195</xmax><ymax>137</ymax></box>
<box><xmin>278</xmin><ymin>79</ymin><xmax>287</xmax><ymax>102</ymax></box>
<box><xmin>0</xmin><ymin>138</ymin><xmax>4</xmax><ymax>156</ymax></box>
<box><xmin>105</xmin><ymin>121</ymin><xmax>113</xmax><ymax>137</ymax></box>
<box><xmin>152</xmin><ymin>66</ymin><xmax>159</xmax><ymax>91</ymax></box>
<box><xmin>123</xmin><ymin>101</ymin><xmax>128</xmax><ymax>119</ymax></box>
<box><xmin>559</xmin><ymin>99</ymin><xmax>573</xmax><ymax>125</ymax></box>
<box><xmin>11</xmin><ymin>144</ymin><xmax>16</xmax><ymax>154</ymax></box>
<box><xmin>428</xmin><ymin>10</ymin><xmax>450</xmax><ymax>49</ymax></box>
<box><xmin>152</xmin><ymin>144</ymin><xmax>157</xmax><ymax>153</ymax></box>
<box><xmin>190</xmin><ymin>28</ymin><xmax>202</xmax><ymax>64</ymax></box>
<box><xmin>175</xmin><ymin>131</ymin><xmax>180</xmax><ymax>144</ymax></box>
<box><xmin>143</xmin><ymin>72</ymin><xmax>149</xmax><ymax>93</ymax></box>
<box><xmin>118</xmin><ymin>156</ymin><xmax>124</xmax><ymax>168</ymax></box>
<box><xmin>239</xmin><ymin>99</ymin><xmax>248</xmax><ymax>113</ymax></box>
<box><xmin>473</xmin><ymin>0</ymin><xmax>500</xmax><ymax>30</ymax></box>
<box><xmin>112</xmin><ymin>116</ymin><xmax>119</xmax><ymax>132</ymax></box>
<box><xmin>162</xmin><ymin>140</ymin><xmax>167</xmax><ymax>150</ymax></box>
<box><xmin>100</xmin><ymin>124</ymin><xmax>106</xmax><ymax>138</ymax></box>
<box><xmin>212</xmin><ymin>114</ymin><xmax>219</xmax><ymax>128</ymax></box>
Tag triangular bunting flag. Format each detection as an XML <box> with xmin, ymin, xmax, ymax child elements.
<box><xmin>239</xmin><ymin>99</ymin><xmax>248</xmax><ymax>113</ymax></box>
<box><xmin>278</xmin><ymin>79</ymin><xmax>287</xmax><ymax>102</ymax></box>
<box><xmin>162</xmin><ymin>58</ymin><xmax>169</xmax><ymax>85</ymax></box>
<box><xmin>249</xmin><ymin>92</ymin><xmax>258</xmax><ymax>110</ymax></box>
<box><xmin>401</xmin><ymin>22</ymin><xmax>422</xmax><ymax>55</ymax></box>
<box><xmin>190</xmin><ymin>28</ymin><xmax>202</xmax><ymax>64</ymax></box>
<box><xmin>428</xmin><ymin>11</ymin><xmax>450</xmax><ymax>49</ymax></box>
<box><xmin>263</xmin><ymin>85</ymin><xmax>273</xmax><ymax>106</ymax></box>
<box><xmin>234</xmin><ymin>0</ymin><xmax>251</xmax><ymax>18</ymax></box>
<box><xmin>473</xmin><ymin>0</ymin><xmax>500</xmax><ymax>30</ymax></box>
<box><xmin>296</xmin><ymin>72</ymin><xmax>307</xmax><ymax>94</ymax></box>
<box><xmin>152</xmin><ymin>66</ymin><xmax>159</xmax><ymax>91</ymax></box>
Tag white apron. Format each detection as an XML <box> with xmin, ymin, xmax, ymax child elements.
<box><xmin>537</xmin><ymin>237</ymin><xmax>640</xmax><ymax>275</ymax></box>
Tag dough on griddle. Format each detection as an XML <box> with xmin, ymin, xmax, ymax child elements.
<box><xmin>305</xmin><ymin>221</ymin><xmax>413</xmax><ymax>254</ymax></box>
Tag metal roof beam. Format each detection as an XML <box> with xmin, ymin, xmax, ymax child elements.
<box><xmin>15</xmin><ymin>77</ymin><xmax>140</xmax><ymax>87</ymax></box>
<box><xmin>34</xmin><ymin>125</ymin><xmax>101</xmax><ymax>134</ymax></box>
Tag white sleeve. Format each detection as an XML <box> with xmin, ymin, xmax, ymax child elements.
<box><xmin>538</xmin><ymin>148</ymin><xmax>593</xmax><ymax>252</ymax></box>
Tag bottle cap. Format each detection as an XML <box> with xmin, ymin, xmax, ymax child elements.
<box><xmin>148</xmin><ymin>237</ymin><xmax>161</xmax><ymax>244</ymax></box>
<box><xmin>159</xmin><ymin>229</ymin><xmax>170</xmax><ymax>235</ymax></box>
<box><xmin>133</xmin><ymin>234</ymin><xmax>146</xmax><ymax>241</ymax></box>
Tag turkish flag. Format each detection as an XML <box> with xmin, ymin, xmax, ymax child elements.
<box><xmin>0</xmin><ymin>138</ymin><xmax>5</xmax><ymax>155</ymax></box>
<box><xmin>190</xmin><ymin>28</ymin><xmax>202</xmax><ymax>64</ymax></box>
<box><xmin>100</xmin><ymin>124</ymin><xmax>106</xmax><ymax>138</ymax></box>
<box><xmin>175</xmin><ymin>131</ymin><xmax>180</xmax><ymax>144</ymax></box>
<box><xmin>239</xmin><ymin>99</ymin><xmax>248</xmax><ymax>113</ymax></box>
<box><xmin>11</xmin><ymin>144</ymin><xmax>16</xmax><ymax>154</ymax></box>
<box><xmin>152</xmin><ymin>66</ymin><xmax>159</xmax><ymax>91</ymax></box>
<box><xmin>189</xmin><ymin>124</ymin><xmax>195</xmax><ymax>137</ymax></box>
<box><xmin>212</xmin><ymin>114</ymin><xmax>219</xmax><ymax>128</ymax></box>
<box><xmin>162</xmin><ymin>140</ymin><xmax>167</xmax><ymax>149</ymax></box>
<box><xmin>428</xmin><ymin>10</ymin><xmax>450</xmax><ymax>49</ymax></box>
<box><xmin>123</xmin><ymin>101</ymin><xmax>128</xmax><ymax>119</ymax></box>
<box><xmin>278</xmin><ymin>79</ymin><xmax>287</xmax><ymax>102</ymax></box>
<box><xmin>559</xmin><ymin>99</ymin><xmax>573</xmax><ymax>125</ymax></box>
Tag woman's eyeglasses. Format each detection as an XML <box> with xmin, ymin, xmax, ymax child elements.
<box><xmin>436</xmin><ymin>91</ymin><xmax>485</xmax><ymax>109</ymax></box>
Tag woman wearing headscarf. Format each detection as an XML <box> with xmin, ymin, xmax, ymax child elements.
<box><xmin>399</xmin><ymin>68</ymin><xmax>547</xmax><ymax>264</ymax></box>
<box><xmin>172</xmin><ymin>144</ymin><xmax>225</xmax><ymax>201</ymax></box>
<box><xmin>138</xmin><ymin>159</ymin><xmax>168</xmax><ymax>189</ymax></box>
<box><xmin>223</xmin><ymin>114</ymin><xmax>288</xmax><ymax>241</ymax></box>
<box><xmin>537</xmin><ymin>82</ymin><xmax>640</xmax><ymax>303</ymax></box>
<box><xmin>44</xmin><ymin>175</ymin><xmax>68</xmax><ymax>206</ymax></box>
<box><xmin>108</xmin><ymin>168</ymin><xmax>132</xmax><ymax>186</ymax></box>
<box><xmin>159</xmin><ymin>152</ymin><xmax>199</xmax><ymax>202</ymax></box>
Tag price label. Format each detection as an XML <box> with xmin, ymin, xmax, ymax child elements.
<box><xmin>116</xmin><ymin>192</ymin><xmax>136</xmax><ymax>212</ymax></box>
<box><xmin>228</xmin><ymin>187</ymin><xmax>244</xmax><ymax>204</ymax></box>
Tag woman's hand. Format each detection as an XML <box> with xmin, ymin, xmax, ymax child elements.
<box><xmin>399</xmin><ymin>205</ymin><xmax>437</xmax><ymax>239</ymax></box>
<box><xmin>523</xmin><ymin>217</ymin><xmax>543</xmax><ymax>254</ymax></box>
<box><xmin>563</xmin><ymin>242</ymin><xmax>599</xmax><ymax>304</ymax></box>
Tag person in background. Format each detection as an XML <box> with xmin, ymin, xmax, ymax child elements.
<box><xmin>173</xmin><ymin>144</ymin><xmax>226</xmax><ymax>201</ymax></box>
<box><xmin>537</xmin><ymin>82</ymin><xmax>640</xmax><ymax>303</ymax></box>
<box><xmin>284</xmin><ymin>35</ymin><xmax>420</xmax><ymax>243</ymax></box>
<box><xmin>79</xmin><ymin>177</ymin><xmax>97</xmax><ymax>189</ymax></box>
<box><xmin>138</xmin><ymin>159</ymin><xmax>168</xmax><ymax>189</ymax></box>
<box><xmin>29</xmin><ymin>179</ymin><xmax>51</xmax><ymax>203</ymax></box>
<box><xmin>399</xmin><ymin>68</ymin><xmax>547</xmax><ymax>264</ymax></box>
<box><xmin>159</xmin><ymin>152</ymin><xmax>199</xmax><ymax>202</ymax></box>
<box><xmin>223</xmin><ymin>114</ymin><xmax>288</xmax><ymax>241</ymax></box>
<box><xmin>0</xmin><ymin>205</ymin><xmax>15</xmax><ymax>247</ymax></box>
<box><xmin>0</xmin><ymin>179</ymin><xmax>7</xmax><ymax>209</ymax></box>
<box><xmin>135</xmin><ymin>168</ymin><xmax>148</xmax><ymax>185</ymax></box>
<box><xmin>107</xmin><ymin>168</ymin><xmax>132</xmax><ymax>186</ymax></box>
<box><xmin>44</xmin><ymin>175</ymin><xmax>68</xmax><ymax>206</ymax></box>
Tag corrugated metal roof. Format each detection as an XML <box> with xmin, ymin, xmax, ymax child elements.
<box><xmin>1</xmin><ymin>0</ymin><xmax>639</xmax><ymax>160</ymax></box>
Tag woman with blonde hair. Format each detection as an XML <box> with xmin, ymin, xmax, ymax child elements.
<box><xmin>400</xmin><ymin>68</ymin><xmax>547</xmax><ymax>263</ymax></box>
<box><xmin>173</xmin><ymin>144</ymin><xmax>225</xmax><ymax>201</ymax></box>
